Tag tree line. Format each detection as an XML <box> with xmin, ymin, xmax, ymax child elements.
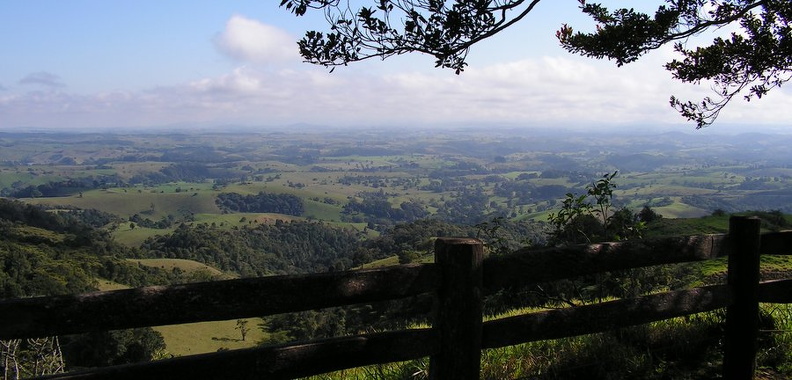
<box><xmin>215</xmin><ymin>192</ymin><xmax>305</xmax><ymax>216</ymax></box>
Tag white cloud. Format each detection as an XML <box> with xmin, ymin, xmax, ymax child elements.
<box><xmin>214</xmin><ymin>16</ymin><xmax>300</xmax><ymax>65</ymax></box>
<box><xmin>1</xmin><ymin>56</ymin><xmax>789</xmax><ymax>131</ymax></box>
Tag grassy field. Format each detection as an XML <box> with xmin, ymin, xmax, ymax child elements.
<box><xmin>654</xmin><ymin>200</ymin><xmax>710</xmax><ymax>218</ymax></box>
<box><xmin>191</xmin><ymin>212</ymin><xmax>301</xmax><ymax>226</ymax></box>
<box><xmin>129</xmin><ymin>258</ymin><xmax>234</xmax><ymax>279</ymax></box>
<box><xmin>94</xmin><ymin>259</ymin><xmax>257</xmax><ymax>356</ymax></box>
<box><xmin>95</xmin><ymin>279</ymin><xmax>133</xmax><ymax>291</ymax></box>
<box><xmin>13</xmin><ymin>143</ymin><xmax>785</xmax><ymax>243</ymax></box>
<box><xmin>26</xmin><ymin>186</ymin><xmax>220</xmax><ymax>219</ymax></box>
<box><xmin>154</xmin><ymin>318</ymin><xmax>268</xmax><ymax>356</ymax></box>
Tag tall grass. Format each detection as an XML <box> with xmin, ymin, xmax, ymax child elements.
<box><xmin>758</xmin><ymin>304</ymin><xmax>792</xmax><ymax>375</ymax></box>
<box><xmin>479</xmin><ymin>312</ymin><xmax>725</xmax><ymax>380</ymax></box>
<box><xmin>305</xmin><ymin>304</ymin><xmax>792</xmax><ymax>379</ymax></box>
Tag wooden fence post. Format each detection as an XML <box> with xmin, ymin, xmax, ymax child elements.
<box><xmin>723</xmin><ymin>216</ymin><xmax>762</xmax><ymax>380</ymax></box>
<box><xmin>429</xmin><ymin>237</ymin><xmax>484</xmax><ymax>380</ymax></box>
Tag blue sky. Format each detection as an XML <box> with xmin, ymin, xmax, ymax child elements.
<box><xmin>1</xmin><ymin>1</ymin><xmax>789</xmax><ymax>131</ymax></box>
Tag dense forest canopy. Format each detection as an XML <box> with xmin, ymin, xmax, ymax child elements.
<box><xmin>0</xmin><ymin>198</ymin><xmax>183</xmax><ymax>298</ymax></box>
<box><xmin>216</xmin><ymin>192</ymin><xmax>305</xmax><ymax>216</ymax></box>
<box><xmin>140</xmin><ymin>220</ymin><xmax>361</xmax><ymax>275</ymax></box>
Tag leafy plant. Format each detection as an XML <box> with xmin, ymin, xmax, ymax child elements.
<box><xmin>548</xmin><ymin>171</ymin><xmax>644</xmax><ymax>245</ymax></box>
<box><xmin>475</xmin><ymin>216</ymin><xmax>535</xmax><ymax>256</ymax></box>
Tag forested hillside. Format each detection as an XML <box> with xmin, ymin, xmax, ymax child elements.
<box><xmin>0</xmin><ymin>199</ymin><xmax>172</xmax><ymax>298</ymax></box>
<box><xmin>140</xmin><ymin>220</ymin><xmax>359</xmax><ymax>275</ymax></box>
<box><xmin>0</xmin><ymin>199</ymin><xmax>176</xmax><ymax>376</ymax></box>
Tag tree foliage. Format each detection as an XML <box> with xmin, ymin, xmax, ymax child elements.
<box><xmin>559</xmin><ymin>0</ymin><xmax>792</xmax><ymax>128</ymax></box>
<box><xmin>341</xmin><ymin>191</ymin><xmax>429</xmax><ymax>224</ymax></box>
<box><xmin>265</xmin><ymin>308</ymin><xmax>348</xmax><ymax>342</ymax></box>
<box><xmin>282</xmin><ymin>0</ymin><xmax>791</xmax><ymax>127</ymax></box>
<box><xmin>281</xmin><ymin>0</ymin><xmax>542</xmax><ymax>73</ymax></box>
<box><xmin>547</xmin><ymin>171</ymin><xmax>645</xmax><ymax>244</ymax></box>
<box><xmin>0</xmin><ymin>199</ymin><xmax>154</xmax><ymax>299</ymax></box>
<box><xmin>141</xmin><ymin>221</ymin><xmax>361</xmax><ymax>275</ymax></box>
<box><xmin>61</xmin><ymin>328</ymin><xmax>165</xmax><ymax>369</ymax></box>
<box><xmin>216</xmin><ymin>192</ymin><xmax>305</xmax><ymax>216</ymax></box>
<box><xmin>5</xmin><ymin>177</ymin><xmax>120</xmax><ymax>198</ymax></box>
<box><xmin>0</xmin><ymin>199</ymin><xmax>176</xmax><ymax>375</ymax></box>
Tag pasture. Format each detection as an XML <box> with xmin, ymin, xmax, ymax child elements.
<box><xmin>93</xmin><ymin>266</ymin><xmax>259</xmax><ymax>356</ymax></box>
<box><xmin>6</xmin><ymin>129</ymin><xmax>792</xmax><ymax>245</ymax></box>
<box><xmin>154</xmin><ymin>318</ymin><xmax>267</xmax><ymax>356</ymax></box>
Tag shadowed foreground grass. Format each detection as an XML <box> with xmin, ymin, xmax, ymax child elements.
<box><xmin>306</xmin><ymin>304</ymin><xmax>792</xmax><ymax>380</ymax></box>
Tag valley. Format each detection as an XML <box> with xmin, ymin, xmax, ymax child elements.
<box><xmin>4</xmin><ymin>128</ymin><xmax>792</xmax><ymax>242</ymax></box>
<box><xmin>4</xmin><ymin>126</ymin><xmax>792</xmax><ymax>375</ymax></box>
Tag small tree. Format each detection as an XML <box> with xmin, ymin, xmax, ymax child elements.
<box><xmin>235</xmin><ymin>319</ymin><xmax>250</xmax><ymax>342</ymax></box>
<box><xmin>547</xmin><ymin>192</ymin><xmax>595</xmax><ymax>245</ymax></box>
<box><xmin>587</xmin><ymin>171</ymin><xmax>618</xmax><ymax>235</ymax></box>
<box><xmin>637</xmin><ymin>205</ymin><xmax>662</xmax><ymax>224</ymax></box>
<box><xmin>547</xmin><ymin>171</ymin><xmax>644</xmax><ymax>245</ymax></box>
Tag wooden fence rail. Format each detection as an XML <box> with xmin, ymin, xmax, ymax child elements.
<box><xmin>2</xmin><ymin>216</ymin><xmax>789</xmax><ymax>379</ymax></box>
<box><xmin>0</xmin><ymin>264</ymin><xmax>439</xmax><ymax>340</ymax></box>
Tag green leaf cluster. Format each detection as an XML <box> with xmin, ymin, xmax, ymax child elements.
<box><xmin>281</xmin><ymin>0</ymin><xmax>541</xmax><ymax>73</ymax></box>
<box><xmin>547</xmin><ymin>171</ymin><xmax>646</xmax><ymax>245</ymax></box>
<box><xmin>560</xmin><ymin>0</ymin><xmax>792</xmax><ymax>128</ymax></box>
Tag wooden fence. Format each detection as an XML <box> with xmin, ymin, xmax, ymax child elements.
<box><xmin>3</xmin><ymin>215</ymin><xmax>792</xmax><ymax>379</ymax></box>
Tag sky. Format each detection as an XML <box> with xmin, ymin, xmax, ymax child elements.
<box><xmin>1</xmin><ymin>1</ymin><xmax>790</xmax><ymax>133</ymax></box>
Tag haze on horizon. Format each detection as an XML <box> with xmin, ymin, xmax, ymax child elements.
<box><xmin>1</xmin><ymin>1</ymin><xmax>790</xmax><ymax>133</ymax></box>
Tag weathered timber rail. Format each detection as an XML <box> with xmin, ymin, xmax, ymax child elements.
<box><xmin>2</xmin><ymin>216</ymin><xmax>791</xmax><ymax>379</ymax></box>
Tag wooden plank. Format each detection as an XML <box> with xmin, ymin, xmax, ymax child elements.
<box><xmin>429</xmin><ymin>238</ymin><xmax>484</xmax><ymax>380</ymax></box>
<box><xmin>760</xmin><ymin>231</ymin><xmax>792</xmax><ymax>255</ymax></box>
<box><xmin>483</xmin><ymin>234</ymin><xmax>728</xmax><ymax>290</ymax></box>
<box><xmin>758</xmin><ymin>279</ymin><xmax>792</xmax><ymax>303</ymax></box>
<box><xmin>0</xmin><ymin>264</ymin><xmax>439</xmax><ymax>340</ymax></box>
<box><xmin>482</xmin><ymin>285</ymin><xmax>732</xmax><ymax>349</ymax></box>
<box><xmin>37</xmin><ymin>329</ymin><xmax>437</xmax><ymax>380</ymax></box>
<box><xmin>723</xmin><ymin>216</ymin><xmax>762</xmax><ymax>380</ymax></box>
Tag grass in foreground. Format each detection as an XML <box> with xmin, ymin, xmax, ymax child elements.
<box><xmin>304</xmin><ymin>304</ymin><xmax>792</xmax><ymax>380</ymax></box>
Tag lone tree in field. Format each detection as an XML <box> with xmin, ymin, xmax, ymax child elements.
<box><xmin>281</xmin><ymin>0</ymin><xmax>791</xmax><ymax>128</ymax></box>
<box><xmin>235</xmin><ymin>319</ymin><xmax>250</xmax><ymax>341</ymax></box>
